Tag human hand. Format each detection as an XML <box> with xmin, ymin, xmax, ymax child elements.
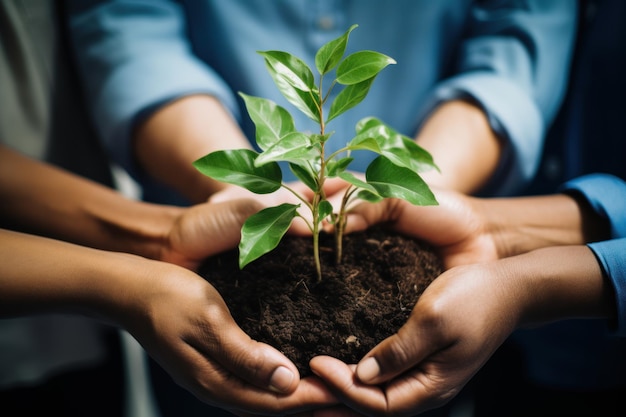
<box><xmin>308</xmin><ymin>259</ymin><xmax>524</xmax><ymax>416</ymax></box>
<box><xmin>309</xmin><ymin>245</ymin><xmax>610</xmax><ymax>416</ymax></box>
<box><xmin>122</xmin><ymin>260</ymin><xmax>339</xmax><ymax>415</ymax></box>
<box><xmin>159</xmin><ymin>198</ymin><xmax>261</xmax><ymax>270</ymax></box>
<box><xmin>344</xmin><ymin>188</ymin><xmax>498</xmax><ymax>269</ymax></box>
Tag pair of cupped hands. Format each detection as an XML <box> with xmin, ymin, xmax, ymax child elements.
<box><xmin>147</xmin><ymin>178</ymin><xmax>508</xmax><ymax>417</ymax></box>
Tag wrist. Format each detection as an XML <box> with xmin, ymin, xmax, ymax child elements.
<box><xmin>482</xmin><ymin>194</ymin><xmax>588</xmax><ymax>258</ymax></box>
<box><xmin>85</xmin><ymin>197</ymin><xmax>184</xmax><ymax>261</ymax></box>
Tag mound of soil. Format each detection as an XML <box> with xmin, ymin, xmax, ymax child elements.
<box><xmin>200</xmin><ymin>226</ymin><xmax>442</xmax><ymax>377</ymax></box>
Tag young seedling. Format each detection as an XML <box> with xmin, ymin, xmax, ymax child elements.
<box><xmin>194</xmin><ymin>24</ymin><xmax>438</xmax><ymax>281</ymax></box>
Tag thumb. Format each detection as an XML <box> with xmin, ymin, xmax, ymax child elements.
<box><xmin>355</xmin><ymin>325</ymin><xmax>429</xmax><ymax>385</ymax></box>
<box><xmin>217</xmin><ymin>324</ymin><xmax>300</xmax><ymax>394</ymax></box>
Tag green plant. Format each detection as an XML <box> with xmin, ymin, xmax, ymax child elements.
<box><xmin>194</xmin><ymin>24</ymin><xmax>438</xmax><ymax>281</ymax></box>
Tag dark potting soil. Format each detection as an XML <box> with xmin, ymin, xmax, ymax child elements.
<box><xmin>200</xmin><ymin>226</ymin><xmax>443</xmax><ymax>377</ymax></box>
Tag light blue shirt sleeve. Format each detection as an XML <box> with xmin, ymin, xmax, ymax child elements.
<box><xmin>422</xmin><ymin>1</ymin><xmax>578</xmax><ymax>195</ymax></box>
<box><xmin>67</xmin><ymin>0</ymin><xmax>240</xmax><ymax>174</ymax></box>
<box><xmin>560</xmin><ymin>174</ymin><xmax>626</xmax><ymax>336</ymax></box>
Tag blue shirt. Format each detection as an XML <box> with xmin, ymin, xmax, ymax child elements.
<box><xmin>66</xmin><ymin>0</ymin><xmax>577</xmax><ymax>202</ymax></box>
<box><xmin>564</xmin><ymin>174</ymin><xmax>626</xmax><ymax>336</ymax></box>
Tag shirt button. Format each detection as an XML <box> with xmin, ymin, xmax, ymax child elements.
<box><xmin>317</xmin><ymin>16</ymin><xmax>335</xmax><ymax>31</ymax></box>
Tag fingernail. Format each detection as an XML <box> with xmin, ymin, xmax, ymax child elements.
<box><xmin>356</xmin><ymin>357</ymin><xmax>380</xmax><ymax>382</ymax></box>
<box><xmin>269</xmin><ymin>366</ymin><xmax>295</xmax><ymax>393</ymax></box>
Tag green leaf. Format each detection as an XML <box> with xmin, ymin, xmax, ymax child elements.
<box><xmin>365</xmin><ymin>156</ymin><xmax>438</xmax><ymax>206</ymax></box>
<box><xmin>318</xmin><ymin>200</ymin><xmax>334</xmax><ymax>222</ymax></box>
<box><xmin>336</xmin><ymin>51</ymin><xmax>396</xmax><ymax>85</ymax></box>
<box><xmin>311</xmin><ymin>132</ymin><xmax>333</xmax><ymax>144</ymax></box>
<box><xmin>356</xmin><ymin>189</ymin><xmax>384</xmax><ymax>203</ymax></box>
<box><xmin>327</xmin><ymin>157</ymin><xmax>353</xmax><ymax>177</ymax></box>
<box><xmin>193</xmin><ymin>149</ymin><xmax>282</xmax><ymax>194</ymax></box>
<box><xmin>339</xmin><ymin>171</ymin><xmax>379</xmax><ymax>196</ymax></box>
<box><xmin>315</xmin><ymin>24</ymin><xmax>358</xmax><ymax>75</ymax></box>
<box><xmin>381</xmin><ymin>136</ymin><xmax>438</xmax><ymax>173</ymax></box>
<box><xmin>355</xmin><ymin>116</ymin><xmax>384</xmax><ymax>132</ymax></box>
<box><xmin>289</xmin><ymin>163</ymin><xmax>318</xmax><ymax>192</ymax></box>
<box><xmin>355</xmin><ymin>117</ymin><xmax>438</xmax><ymax>173</ymax></box>
<box><xmin>327</xmin><ymin>78</ymin><xmax>374</xmax><ymax>123</ymax></box>
<box><xmin>239</xmin><ymin>203</ymin><xmax>299</xmax><ymax>268</ymax></box>
<box><xmin>258</xmin><ymin>50</ymin><xmax>316</xmax><ymax>91</ymax></box>
<box><xmin>346</xmin><ymin>134</ymin><xmax>382</xmax><ymax>154</ymax></box>
<box><xmin>265</xmin><ymin>63</ymin><xmax>321</xmax><ymax>121</ymax></box>
<box><xmin>239</xmin><ymin>93</ymin><xmax>296</xmax><ymax>151</ymax></box>
<box><xmin>255</xmin><ymin>132</ymin><xmax>320</xmax><ymax>167</ymax></box>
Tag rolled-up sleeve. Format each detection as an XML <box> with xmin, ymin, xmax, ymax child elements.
<box><xmin>67</xmin><ymin>0</ymin><xmax>239</xmax><ymax>173</ymax></box>
<box><xmin>561</xmin><ymin>173</ymin><xmax>626</xmax><ymax>336</ymax></box>
<box><xmin>421</xmin><ymin>0</ymin><xmax>577</xmax><ymax>195</ymax></box>
<box><xmin>588</xmin><ymin>239</ymin><xmax>626</xmax><ymax>336</ymax></box>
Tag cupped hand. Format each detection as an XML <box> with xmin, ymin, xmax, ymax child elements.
<box><xmin>344</xmin><ymin>188</ymin><xmax>499</xmax><ymax>269</ymax></box>
<box><xmin>309</xmin><ymin>260</ymin><xmax>523</xmax><ymax>417</ymax></box>
<box><xmin>124</xmin><ymin>261</ymin><xmax>339</xmax><ymax>415</ymax></box>
<box><xmin>160</xmin><ymin>198</ymin><xmax>261</xmax><ymax>270</ymax></box>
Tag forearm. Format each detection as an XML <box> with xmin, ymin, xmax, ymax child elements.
<box><xmin>133</xmin><ymin>94</ymin><xmax>252</xmax><ymax>203</ymax></box>
<box><xmin>0</xmin><ymin>229</ymin><xmax>149</xmax><ymax>321</ymax></box>
<box><xmin>506</xmin><ymin>245</ymin><xmax>615</xmax><ymax>327</ymax></box>
<box><xmin>0</xmin><ymin>145</ymin><xmax>183</xmax><ymax>259</ymax></box>
<box><xmin>415</xmin><ymin>100</ymin><xmax>502</xmax><ymax>194</ymax></box>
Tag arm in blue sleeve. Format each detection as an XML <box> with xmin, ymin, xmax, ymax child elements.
<box><xmin>420</xmin><ymin>0</ymin><xmax>578</xmax><ymax>195</ymax></box>
<box><xmin>588</xmin><ymin>239</ymin><xmax>626</xmax><ymax>336</ymax></box>
<box><xmin>66</xmin><ymin>0</ymin><xmax>239</xmax><ymax>174</ymax></box>
<box><xmin>561</xmin><ymin>173</ymin><xmax>626</xmax><ymax>335</ymax></box>
<box><xmin>560</xmin><ymin>173</ymin><xmax>626</xmax><ymax>239</ymax></box>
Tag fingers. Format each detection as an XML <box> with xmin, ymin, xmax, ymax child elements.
<box><xmin>342</xmin><ymin>199</ymin><xmax>394</xmax><ymax>234</ymax></box>
<box><xmin>354</xmin><ymin>329</ymin><xmax>422</xmax><ymax>385</ymax></box>
<box><xmin>184</xmin><ymin>324</ymin><xmax>338</xmax><ymax>414</ymax></box>
<box><xmin>310</xmin><ymin>355</ymin><xmax>454</xmax><ymax>417</ymax></box>
<box><xmin>310</xmin><ymin>356</ymin><xmax>386</xmax><ymax>412</ymax></box>
<box><xmin>196</xmin><ymin>318</ymin><xmax>300</xmax><ymax>395</ymax></box>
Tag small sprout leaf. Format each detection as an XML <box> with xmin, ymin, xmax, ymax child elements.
<box><xmin>327</xmin><ymin>157</ymin><xmax>354</xmax><ymax>177</ymax></box>
<box><xmin>239</xmin><ymin>203</ymin><xmax>299</xmax><ymax>268</ymax></box>
<box><xmin>315</xmin><ymin>24</ymin><xmax>358</xmax><ymax>75</ymax></box>
<box><xmin>327</xmin><ymin>78</ymin><xmax>375</xmax><ymax>123</ymax></box>
<box><xmin>318</xmin><ymin>200</ymin><xmax>334</xmax><ymax>221</ymax></box>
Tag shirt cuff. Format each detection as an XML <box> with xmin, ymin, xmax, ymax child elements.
<box><xmin>560</xmin><ymin>173</ymin><xmax>626</xmax><ymax>239</ymax></box>
<box><xmin>95</xmin><ymin>58</ymin><xmax>239</xmax><ymax>178</ymax></box>
<box><xmin>588</xmin><ymin>238</ymin><xmax>626</xmax><ymax>337</ymax></box>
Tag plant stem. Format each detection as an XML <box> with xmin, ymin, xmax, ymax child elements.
<box><xmin>334</xmin><ymin>185</ymin><xmax>355</xmax><ymax>264</ymax></box>
<box><xmin>311</xmin><ymin>194</ymin><xmax>322</xmax><ymax>282</ymax></box>
<box><xmin>311</xmin><ymin>73</ymin><xmax>326</xmax><ymax>282</ymax></box>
